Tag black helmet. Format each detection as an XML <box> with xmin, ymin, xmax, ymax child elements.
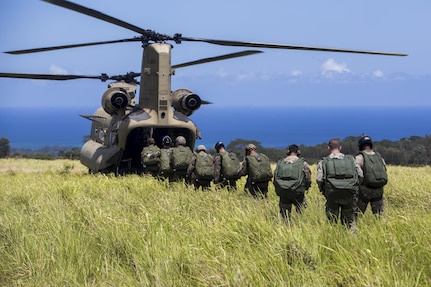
<box><xmin>162</xmin><ymin>135</ymin><xmax>172</xmax><ymax>146</ymax></box>
<box><xmin>214</xmin><ymin>141</ymin><xmax>225</xmax><ymax>151</ymax></box>
<box><xmin>358</xmin><ymin>135</ymin><xmax>373</xmax><ymax>150</ymax></box>
<box><xmin>287</xmin><ymin>144</ymin><xmax>299</xmax><ymax>155</ymax></box>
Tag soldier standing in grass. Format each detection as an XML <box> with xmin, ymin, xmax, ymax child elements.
<box><xmin>140</xmin><ymin>137</ymin><xmax>161</xmax><ymax>177</ymax></box>
<box><xmin>355</xmin><ymin>135</ymin><xmax>388</xmax><ymax>216</ymax></box>
<box><xmin>213</xmin><ymin>141</ymin><xmax>241</xmax><ymax>191</ymax></box>
<box><xmin>316</xmin><ymin>138</ymin><xmax>363</xmax><ymax>229</ymax></box>
<box><xmin>170</xmin><ymin>136</ymin><xmax>193</xmax><ymax>182</ymax></box>
<box><xmin>273</xmin><ymin>144</ymin><xmax>312</xmax><ymax>220</ymax></box>
<box><xmin>238</xmin><ymin>143</ymin><xmax>273</xmax><ymax>198</ymax></box>
<box><xmin>187</xmin><ymin>145</ymin><xmax>214</xmax><ymax>190</ymax></box>
<box><xmin>157</xmin><ymin>135</ymin><xmax>174</xmax><ymax>180</ymax></box>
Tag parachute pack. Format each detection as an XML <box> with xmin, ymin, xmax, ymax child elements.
<box><xmin>247</xmin><ymin>153</ymin><xmax>273</xmax><ymax>182</ymax></box>
<box><xmin>323</xmin><ymin>155</ymin><xmax>358</xmax><ymax>191</ymax></box>
<box><xmin>159</xmin><ymin>148</ymin><xmax>172</xmax><ymax>174</ymax></box>
<box><xmin>194</xmin><ymin>153</ymin><xmax>214</xmax><ymax>180</ymax></box>
<box><xmin>220</xmin><ymin>152</ymin><xmax>241</xmax><ymax>179</ymax></box>
<box><xmin>141</xmin><ymin>145</ymin><xmax>160</xmax><ymax>167</ymax></box>
<box><xmin>358</xmin><ymin>151</ymin><xmax>388</xmax><ymax>188</ymax></box>
<box><xmin>172</xmin><ymin>146</ymin><xmax>193</xmax><ymax>170</ymax></box>
<box><xmin>274</xmin><ymin>158</ymin><xmax>305</xmax><ymax>195</ymax></box>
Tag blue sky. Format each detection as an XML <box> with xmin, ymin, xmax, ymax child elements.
<box><xmin>1</xmin><ymin>0</ymin><xmax>430</xmax><ymax>109</ymax></box>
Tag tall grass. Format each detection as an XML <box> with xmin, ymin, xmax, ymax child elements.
<box><xmin>1</xmin><ymin>159</ymin><xmax>430</xmax><ymax>286</ymax></box>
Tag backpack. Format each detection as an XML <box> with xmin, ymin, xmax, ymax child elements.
<box><xmin>220</xmin><ymin>152</ymin><xmax>241</xmax><ymax>179</ymax></box>
<box><xmin>172</xmin><ymin>146</ymin><xmax>193</xmax><ymax>170</ymax></box>
<box><xmin>358</xmin><ymin>151</ymin><xmax>388</xmax><ymax>188</ymax></box>
<box><xmin>274</xmin><ymin>158</ymin><xmax>305</xmax><ymax>195</ymax></box>
<box><xmin>194</xmin><ymin>152</ymin><xmax>214</xmax><ymax>180</ymax></box>
<box><xmin>141</xmin><ymin>145</ymin><xmax>160</xmax><ymax>167</ymax></box>
<box><xmin>247</xmin><ymin>153</ymin><xmax>273</xmax><ymax>182</ymax></box>
<box><xmin>323</xmin><ymin>155</ymin><xmax>358</xmax><ymax>191</ymax></box>
<box><xmin>160</xmin><ymin>148</ymin><xmax>172</xmax><ymax>174</ymax></box>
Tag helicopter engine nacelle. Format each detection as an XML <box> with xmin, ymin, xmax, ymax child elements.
<box><xmin>171</xmin><ymin>89</ymin><xmax>202</xmax><ymax>116</ymax></box>
<box><xmin>102</xmin><ymin>87</ymin><xmax>131</xmax><ymax>115</ymax></box>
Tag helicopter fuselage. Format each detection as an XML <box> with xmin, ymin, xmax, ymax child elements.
<box><xmin>80</xmin><ymin>43</ymin><xmax>201</xmax><ymax>174</ymax></box>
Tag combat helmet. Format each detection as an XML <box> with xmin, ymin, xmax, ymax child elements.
<box><xmin>246</xmin><ymin>143</ymin><xmax>257</xmax><ymax>151</ymax></box>
<box><xmin>287</xmin><ymin>144</ymin><xmax>299</xmax><ymax>155</ymax></box>
<box><xmin>358</xmin><ymin>135</ymin><xmax>373</xmax><ymax>150</ymax></box>
<box><xmin>176</xmin><ymin>135</ymin><xmax>187</xmax><ymax>146</ymax></box>
<box><xmin>162</xmin><ymin>135</ymin><xmax>172</xmax><ymax>146</ymax></box>
<box><xmin>197</xmin><ymin>145</ymin><xmax>206</xmax><ymax>152</ymax></box>
<box><xmin>214</xmin><ymin>141</ymin><xmax>225</xmax><ymax>151</ymax></box>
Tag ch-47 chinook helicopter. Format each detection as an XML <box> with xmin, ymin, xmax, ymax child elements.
<box><xmin>0</xmin><ymin>0</ymin><xmax>406</xmax><ymax>174</ymax></box>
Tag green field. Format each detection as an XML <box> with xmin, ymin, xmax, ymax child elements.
<box><xmin>1</xmin><ymin>159</ymin><xmax>430</xmax><ymax>286</ymax></box>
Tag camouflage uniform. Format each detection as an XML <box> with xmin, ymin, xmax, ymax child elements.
<box><xmin>355</xmin><ymin>151</ymin><xmax>386</xmax><ymax>215</ymax></box>
<box><xmin>316</xmin><ymin>152</ymin><xmax>363</xmax><ymax>228</ymax></box>
<box><xmin>140</xmin><ymin>144</ymin><xmax>161</xmax><ymax>177</ymax></box>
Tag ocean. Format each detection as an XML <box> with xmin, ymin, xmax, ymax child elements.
<box><xmin>193</xmin><ymin>106</ymin><xmax>431</xmax><ymax>148</ymax></box>
<box><xmin>1</xmin><ymin>106</ymin><xmax>430</xmax><ymax>149</ymax></box>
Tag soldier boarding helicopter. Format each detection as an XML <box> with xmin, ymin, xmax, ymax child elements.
<box><xmin>0</xmin><ymin>0</ymin><xmax>407</xmax><ymax>174</ymax></box>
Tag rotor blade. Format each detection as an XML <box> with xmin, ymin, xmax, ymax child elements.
<box><xmin>0</xmin><ymin>72</ymin><xmax>104</xmax><ymax>81</ymax></box>
<box><xmin>5</xmin><ymin>38</ymin><xmax>141</xmax><ymax>54</ymax></box>
<box><xmin>42</xmin><ymin>0</ymin><xmax>149</xmax><ymax>35</ymax></box>
<box><xmin>172</xmin><ymin>50</ymin><xmax>263</xmax><ymax>69</ymax></box>
<box><xmin>180</xmin><ymin>37</ymin><xmax>408</xmax><ymax>56</ymax></box>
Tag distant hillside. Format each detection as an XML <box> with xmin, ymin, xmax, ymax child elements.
<box><xmin>10</xmin><ymin>145</ymin><xmax>80</xmax><ymax>158</ymax></box>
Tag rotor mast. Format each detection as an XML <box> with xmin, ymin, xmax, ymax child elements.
<box><xmin>139</xmin><ymin>43</ymin><xmax>173</xmax><ymax>124</ymax></box>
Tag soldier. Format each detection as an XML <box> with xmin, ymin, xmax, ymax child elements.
<box><xmin>213</xmin><ymin>141</ymin><xmax>240</xmax><ymax>191</ymax></box>
<box><xmin>238</xmin><ymin>143</ymin><xmax>273</xmax><ymax>198</ymax></box>
<box><xmin>187</xmin><ymin>145</ymin><xmax>214</xmax><ymax>190</ymax></box>
<box><xmin>158</xmin><ymin>135</ymin><xmax>174</xmax><ymax>180</ymax></box>
<box><xmin>140</xmin><ymin>137</ymin><xmax>161</xmax><ymax>177</ymax></box>
<box><xmin>273</xmin><ymin>144</ymin><xmax>312</xmax><ymax>220</ymax></box>
<box><xmin>355</xmin><ymin>135</ymin><xmax>388</xmax><ymax>215</ymax></box>
<box><xmin>316</xmin><ymin>138</ymin><xmax>363</xmax><ymax>229</ymax></box>
<box><xmin>170</xmin><ymin>136</ymin><xmax>193</xmax><ymax>182</ymax></box>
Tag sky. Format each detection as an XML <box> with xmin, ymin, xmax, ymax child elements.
<box><xmin>1</xmin><ymin>0</ymin><xmax>430</xmax><ymax>111</ymax></box>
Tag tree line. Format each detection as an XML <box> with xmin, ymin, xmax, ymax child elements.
<box><xmin>224</xmin><ymin>135</ymin><xmax>431</xmax><ymax>166</ymax></box>
<box><xmin>1</xmin><ymin>135</ymin><xmax>430</xmax><ymax>166</ymax></box>
<box><xmin>0</xmin><ymin>138</ymin><xmax>80</xmax><ymax>160</ymax></box>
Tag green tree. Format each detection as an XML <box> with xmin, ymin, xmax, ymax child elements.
<box><xmin>0</xmin><ymin>137</ymin><xmax>10</xmax><ymax>158</ymax></box>
<box><xmin>223</xmin><ymin>135</ymin><xmax>431</xmax><ymax>166</ymax></box>
<box><xmin>65</xmin><ymin>147</ymin><xmax>81</xmax><ymax>160</ymax></box>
